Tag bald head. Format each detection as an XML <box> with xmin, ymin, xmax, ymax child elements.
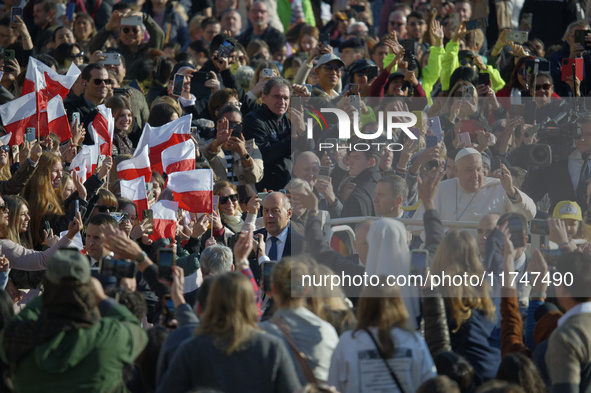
<box><xmin>262</xmin><ymin>192</ymin><xmax>292</xmax><ymax>236</ymax></box>
<box><xmin>294</xmin><ymin>151</ymin><xmax>320</xmax><ymax>187</ymax></box>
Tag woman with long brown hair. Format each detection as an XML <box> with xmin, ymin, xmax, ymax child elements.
<box><xmin>328</xmin><ymin>283</ymin><xmax>436</xmax><ymax>393</ymax></box>
<box><xmin>159</xmin><ymin>268</ymin><xmax>301</xmax><ymax>392</ymax></box>
<box><xmin>21</xmin><ymin>152</ymin><xmax>110</xmax><ymax>249</ymax></box>
<box><xmin>105</xmin><ymin>95</ymin><xmax>135</xmax><ymax>155</ymax></box>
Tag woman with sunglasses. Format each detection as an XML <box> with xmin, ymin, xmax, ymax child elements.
<box><xmin>204</xmin><ymin>106</ymin><xmax>264</xmax><ymax>186</ymax></box>
<box><xmin>53</xmin><ymin>42</ymin><xmax>85</xmax><ymax>72</ymax></box>
<box><xmin>214</xmin><ymin>181</ymin><xmax>247</xmax><ymax>234</ymax></box>
<box><xmin>117</xmin><ymin>197</ymin><xmax>153</xmax><ymax>241</ymax></box>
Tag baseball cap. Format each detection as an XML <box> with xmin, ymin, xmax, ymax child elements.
<box><xmin>553</xmin><ymin>201</ymin><xmax>583</xmax><ymax>221</ymax></box>
<box><xmin>348</xmin><ymin>59</ymin><xmax>375</xmax><ymax>75</ymax></box>
<box><xmin>45</xmin><ymin>249</ymin><xmax>91</xmax><ymax>285</ymax></box>
<box><xmin>316</xmin><ymin>54</ymin><xmax>345</xmax><ymax>68</ymax></box>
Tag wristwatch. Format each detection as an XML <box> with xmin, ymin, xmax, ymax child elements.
<box><xmin>134</xmin><ymin>251</ymin><xmax>148</xmax><ymax>263</ymax></box>
<box><xmin>241</xmin><ymin>153</ymin><xmax>251</xmax><ymax>160</ymax></box>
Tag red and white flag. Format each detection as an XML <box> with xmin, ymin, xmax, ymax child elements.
<box><xmin>89</xmin><ymin>105</ymin><xmax>114</xmax><ymax>156</ymax></box>
<box><xmin>148</xmin><ymin>200</ymin><xmax>178</xmax><ymax>241</ymax></box>
<box><xmin>0</xmin><ymin>133</ymin><xmax>12</xmax><ymax>145</ymax></box>
<box><xmin>134</xmin><ymin>114</ymin><xmax>192</xmax><ymax>174</ymax></box>
<box><xmin>161</xmin><ymin>140</ymin><xmax>196</xmax><ymax>174</ymax></box>
<box><xmin>120</xmin><ymin>177</ymin><xmax>149</xmax><ymax>221</ymax></box>
<box><xmin>117</xmin><ymin>146</ymin><xmax>152</xmax><ymax>182</ymax></box>
<box><xmin>45</xmin><ymin>95</ymin><xmax>72</xmax><ymax>142</ymax></box>
<box><xmin>0</xmin><ymin>92</ymin><xmax>38</xmax><ymax>145</ymax></box>
<box><xmin>69</xmin><ymin>144</ymin><xmax>99</xmax><ymax>181</ymax></box>
<box><xmin>167</xmin><ymin>169</ymin><xmax>213</xmax><ymax>213</ymax></box>
<box><xmin>22</xmin><ymin>57</ymin><xmax>81</xmax><ymax>101</ymax></box>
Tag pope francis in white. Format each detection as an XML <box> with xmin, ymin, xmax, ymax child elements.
<box><xmin>412</xmin><ymin>148</ymin><xmax>536</xmax><ymax>232</ymax></box>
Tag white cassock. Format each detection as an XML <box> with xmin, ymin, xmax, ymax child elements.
<box><xmin>412</xmin><ymin>177</ymin><xmax>536</xmax><ymax>238</ymax></box>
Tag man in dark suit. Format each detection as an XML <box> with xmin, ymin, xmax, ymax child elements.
<box><xmin>250</xmin><ymin>192</ymin><xmax>304</xmax><ymax>282</ymax></box>
<box><xmin>523</xmin><ymin>116</ymin><xmax>591</xmax><ymax>213</ymax></box>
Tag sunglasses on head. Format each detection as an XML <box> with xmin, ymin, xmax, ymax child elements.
<box><xmin>122</xmin><ymin>27</ymin><xmax>140</xmax><ymax>34</ymax></box>
<box><xmin>219</xmin><ymin>194</ymin><xmax>238</xmax><ymax>204</ymax></box>
<box><xmin>535</xmin><ymin>83</ymin><xmax>552</xmax><ymax>91</ymax></box>
<box><xmin>323</xmin><ymin>64</ymin><xmax>344</xmax><ymax>73</ymax></box>
<box><xmin>93</xmin><ymin>78</ymin><xmax>112</xmax><ymax>85</ymax></box>
<box><xmin>0</xmin><ymin>145</ymin><xmax>9</xmax><ymax>153</ymax></box>
<box><xmin>97</xmin><ymin>205</ymin><xmax>117</xmax><ymax>212</ymax></box>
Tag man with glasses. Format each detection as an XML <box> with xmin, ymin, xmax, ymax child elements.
<box><xmin>314</xmin><ymin>53</ymin><xmax>346</xmax><ymax>97</ymax></box>
<box><xmin>89</xmin><ymin>3</ymin><xmax>164</xmax><ymax>67</ymax></box>
<box><xmin>65</xmin><ymin>63</ymin><xmax>112</xmax><ymax>144</ymax></box>
<box><xmin>386</xmin><ymin>10</ymin><xmax>407</xmax><ymax>39</ymax></box>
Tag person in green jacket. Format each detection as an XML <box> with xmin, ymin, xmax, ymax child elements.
<box><xmin>0</xmin><ymin>249</ymin><xmax>148</xmax><ymax>393</ymax></box>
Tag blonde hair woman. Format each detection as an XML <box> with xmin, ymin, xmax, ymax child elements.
<box><xmin>159</xmin><ymin>271</ymin><xmax>302</xmax><ymax>392</ymax></box>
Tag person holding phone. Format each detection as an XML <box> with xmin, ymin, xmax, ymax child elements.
<box><xmin>89</xmin><ymin>3</ymin><xmax>165</xmax><ymax>67</ymax></box>
<box><xmin>0</xmin><ymin>249</ymin><xmax>148</xmax><ymax>393</ymax></box>
<box><xmin>203</xmin><ymin>105</ymin><xmax>264</xmax><ymax>186</ymax></box>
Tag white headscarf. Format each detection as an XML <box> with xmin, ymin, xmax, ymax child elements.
<box><xmin>365</xmin><ymin>218</ymin><xmax>420</xmax><ymax>329</ymax></box>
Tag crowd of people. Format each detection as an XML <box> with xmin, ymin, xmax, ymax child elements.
<box><xmin>0</xmin><ymin>0</ymin><xmax>588</xmax><ymax>392</ymax></box>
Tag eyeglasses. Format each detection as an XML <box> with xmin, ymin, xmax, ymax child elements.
<box><xmin>93</xmin><ymin>78</ymin><xmax>112</xmax><ymax>85</ymax></box>
<box><xmin>69</xmin><ymin>52</ymin><xmax>85</xmax><ymax>61</ymax></box>
<box><xmin>389</xmin><ymin>21</ymin><xmax>404</xmax><ymax>26</ymax></box>
<box><xmin>97</xmin><ymin>205</ymin><xmax>117</xmax><ymax>212</ymax></box>
<box><xmin>322</xmin><ymin>64</ymin><xmax>344</xmax><ymax>73</ymax></box>
<box><xmin>219</xmin><ymin>194</ymin><xmax>238</xmax><ymax>204</ymax></box>
<box><xmin>226</xmin><ymin>101</ymin><xmax>242</xmax><ymax>109</ymax></box>
<box><xmin>0</xmin><ymin>145</ymin><xmax>9</xmax><ymax>153</ymax></box>
<box><xmin>122</xmin><ymin>27</ymin><xmax>140</xmax><ymax>34</ymax></box>
<box><xmin>0</xmin><ymin>204</ymin><xmax>8</xmax><ymax>212</ymax></box>
<box><xmin>535</xmin><ymin>83</ymin><xmax>552</xmax><ymax>91</ymax></box>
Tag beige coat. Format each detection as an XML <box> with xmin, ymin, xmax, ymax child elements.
<box><xmin>202</xmin><ymin>138</ymin><xmax>264</xmax><ymax>185</ymax></box>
